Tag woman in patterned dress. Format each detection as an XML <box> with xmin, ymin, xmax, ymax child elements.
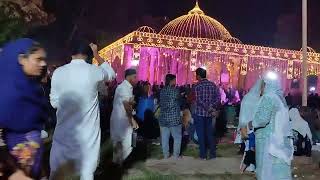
<box><xmin>253</xmin><ymin>72</ymin><xmax>293</xmax><ymax>180</ymax></box>
<box><xmin>0</xmin><ymin>38</ymin><xmax>48</xmax><ymax>179</ymax></box>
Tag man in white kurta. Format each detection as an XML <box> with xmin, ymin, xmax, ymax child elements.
<box><xmin>110</xmin><ymin>69</ymin><xmax>138</xmax><ymax>165</ymax></box>
<box><xmin>49</xmin><ymin>43</ymin><xmax>115</xmax><ymax>180</ymax></box>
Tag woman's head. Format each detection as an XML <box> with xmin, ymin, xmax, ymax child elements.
<box><xmin>18</xmin><ymin>42</ymin><xmax>47</xmax><ymax>76</ymax></box>
<box><xmin>1</xmin><ymin>39</ymin><xmax>47</xmax><ymax>77</ymax></box>
<box><xmin>143</xmin><ymin>82</ymin><xmax>151</xmax><ymax>95</ymax></box>
<box><xmin>262</xmin><ymin>71</ymin><xmax>282</xmax><ymax>96</ymax></box>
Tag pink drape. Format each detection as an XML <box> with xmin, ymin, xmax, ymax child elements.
<box><xmin>110</xmin><ymin>45</ymin><xmax>319</xmax><ymax>93</ymax></box>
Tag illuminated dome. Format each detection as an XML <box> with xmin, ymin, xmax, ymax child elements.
<box><xmin>136</xmin><ymin>26</ymin><xmax>156</xmax><ymax>33</ymax></box>
<box><xmin>159</xmin><ymin>1</ymin><xmax>232</xmax><ymax>40</ymax></box>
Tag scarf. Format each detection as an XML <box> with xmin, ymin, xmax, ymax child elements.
<box><xmin>0</xmin><ymin>38</ymin><xmax>47</xmax><ymax>133</ymax></box>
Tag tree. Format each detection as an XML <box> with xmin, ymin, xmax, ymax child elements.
<box><xmin>0</xmin><ymin>8</ymin><xmax>26</xmax><ymax>46</ymax></box>
<box><xmin>0</xmin><ymin>0</ymin><xmax>54</xmax><ymax>46</ymax></box>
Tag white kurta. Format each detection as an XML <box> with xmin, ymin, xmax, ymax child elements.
<box><xmin>110</xmin><ymin>80</ymin><xmax>134</xmax><ymax>164</ymax></box>
<box><xmin>49</xmin><ymin>59</ymin><xmax>115</xmax><ymax>179</ymax></box>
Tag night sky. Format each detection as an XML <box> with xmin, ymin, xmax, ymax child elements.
<box><xmin>38</xmin><ymin>0</ymin><xmax>320</xmax><ymax>63</ymax></box>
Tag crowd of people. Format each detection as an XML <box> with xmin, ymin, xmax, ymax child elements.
<box><xmin>1</xmin><ymin>38</ymin><xmax>320</xmax><ymax>180</ymax></box>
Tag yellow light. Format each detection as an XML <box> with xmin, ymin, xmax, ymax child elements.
<box><xmin>159</xmin><ymin>1</ymin><xmax>232</xmax><ymax>40</ymax></box>
<box><xmin>98</xmin><ymin>2</ymin><xmax>320</xmax><ymax>72</ymax></box>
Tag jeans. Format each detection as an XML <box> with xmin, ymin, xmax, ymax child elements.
<box><xmin>194</xmin><ymin>116</ymin><xmax>216</xmax><ymax>159</ymax></box>
<box><xmin>160</xmin><ymin>125</ymin><xmax>182</xmax><ymax>158</ymax></box>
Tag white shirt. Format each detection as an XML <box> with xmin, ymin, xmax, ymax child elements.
<box><xmin>49</xmin><ymin>59</ymin><xmax>115</xmax><ymax>177</ymax></box>
<box><xmin>110</xmin><ymin>80</ymin><xmax>133</xmax><ymax>141</ymax></box>
<box><xmin>110</xmin><ymin>80</ymin><xmax>134</xmax><ymax>162</ymax></box>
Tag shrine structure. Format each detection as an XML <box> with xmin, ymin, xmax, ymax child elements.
<box><xmin>97</xmin><ymin>2</ymin><xmax>320</xmax><ymax>92</ymax></box>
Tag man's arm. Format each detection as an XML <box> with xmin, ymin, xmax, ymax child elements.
<box><xmin>123</xmin><ymin>99</ymin><xmax>139</xmax><ymax>130</ymax></box>
<box><xmin>90</xmin><ymin>43</ymin><xmax>116</xmax><ymax>82</ymax></box>
<box><xmin>49</xmin><ymin>71</ymin><xmax>59</xmax><ymax>109</ymax></box>
<box><xmin>117</xmin><ymin>87</ymin><xmax>139</xmax><ymax>130</ymax></box>
<box><xmin>90</xmin><ymin>43</ymin><xmax>105</xmax><ymax>66</ymax></box>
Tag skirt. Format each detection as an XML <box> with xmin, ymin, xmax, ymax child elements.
<box><xmin>5</xmin><ymin>130</ymin><xmax>43</xmax><ymax>178</ymax></box>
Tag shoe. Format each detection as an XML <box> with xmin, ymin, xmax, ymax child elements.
<box><xmin>172</xmin><ymin>156</ymin><xmax>182</xmax><ymax>160</ymax></box>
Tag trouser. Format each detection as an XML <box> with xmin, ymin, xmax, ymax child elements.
<box><xmin>160</xmin><ymin>125</ymin><xmax>182</xmax><ymax>158</ymax></box>
<box><xmin>194</xmin><ymin>116</ymin><xmax>216</xmax><ymax>159</ymax></box>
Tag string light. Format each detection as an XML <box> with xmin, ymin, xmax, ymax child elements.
<box><xmin>96</xmin><ymin>1</ymin><xmax>320</xmax><ymax>82</ymax></box>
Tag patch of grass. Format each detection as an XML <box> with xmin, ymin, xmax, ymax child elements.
<box><xmin>125</xmin><ymin>170</ymin><xmax>178</xmax><ymax>180</ymax></box>
<box><xmin>148</xmin><ymin>144</ymin><xmax>163</xmax><ymax>160</ymax></box>
<box><xmin>146</xmin><ymin>142</ymin><xmax>240</xmax><ymax>159</ymax></box>
<box><xmin>180</xmin><ymin>173</ymin><xmax>255</xmax><ymax>180</ymax></box>
<box><xmin>182</xmin><ymin>143</ymin><xmax>240</xmax><ymax>158</ymax></box>
<box><xmin>182</xmin><ymin>145</ymin><xmax>198</xmax><ymax>158</ymax></box>
<box><xmin>217</xmin><ymin>144</ymin><xmax>239</xmax><ymax>157</ymax></box>
<box><xmin>99</xmin><ymin>139</ymin><xmax>114</xmax><ymax>163</ymax></box>
<box><xmin>123</xmin><ymin>160</ymin><xmax>178</xmax><ymax>180</ymax></box>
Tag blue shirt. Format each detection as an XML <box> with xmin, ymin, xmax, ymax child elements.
<box><xmin>136</xmin><ymin>96</ymin><xmax>155</xmax><ymax>121</ymax></box>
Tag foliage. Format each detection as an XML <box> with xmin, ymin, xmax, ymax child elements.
<box><xmin>0</xmin><ymin>8</ymin><xmax>26</xmax><ymax>46</ymax></box>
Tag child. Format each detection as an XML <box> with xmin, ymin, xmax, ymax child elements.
<box><xmin>240</xmin><ymin>124</ymin><xmax>256</xmax><ymax>173</ymax></box>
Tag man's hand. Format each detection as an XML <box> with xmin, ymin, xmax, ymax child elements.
<box><xmin>129</xmin><ymin>97</ymin><xmax>136</xmax><ymax>106</ymax></box>
<box><xmin>131</xmin><ymin>119</ymin><xmax>139</xmax><ymax>130</ymax></box>
<box><xmin>240</xmin><ymin>128</ymin><xmax>248</xmax><ymax>140</ymax></box>
<box><xmin>123</xmin><ymin>101</ymin><xmax>133</xmax><ymax>115</ymax></box>
<box><xmin>209</xmin><ymin>108</ymin><xmax>219</xmax><ymax>118</ymax></box>
<box><xmin>89</xmin><ymin>43</ymin><xmax>105</xmax><ymax>65</ymax></box>
<box><xmin>89</xmin><ymin>43</ymin><xmax>98</xmax><ymax>54</ymax></box>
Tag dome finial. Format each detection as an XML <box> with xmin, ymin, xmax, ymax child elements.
<box><xmin>189</xmin><ymin>0</ymin><xmax>204</xmax><ymax>15</ymax></box>
<box><xmin>195</xmin><ymin>0</ymin><xmax>199</xmax><ymax>7</ymax></box>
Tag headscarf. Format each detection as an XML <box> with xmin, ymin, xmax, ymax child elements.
<box><xmin>238</xmin><ymin>79</ymin><xmax>262</xmax><ymax>128</ymax></box>
<box><xmin>262</xmin><ymin>72</ymin><xmax>287</xmax><ymax>106</ymax></box>
<box><xmin>0</xmin><ymin>38</ymin><xmax>47</xmax><ymax>133</ymax></box>
<box><xmin>289</xmin><ymin>108</ymin><xmax>313</xmax><ymax>143</ymax></box>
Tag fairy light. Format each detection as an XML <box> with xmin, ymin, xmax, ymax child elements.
<box><xmin>159</xmin><ymin>1</ymin><xmax>232</xmax><ymax>40</ymax></box>
<box><xmin>97</xmin><ymin>1</ymin><xmax>320</xmax><ymax>82</ymax></box>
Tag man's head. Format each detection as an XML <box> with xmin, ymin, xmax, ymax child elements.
<box><xmin>71</xmin><ymin>40</ymin><xmax>93</xmax><ymax>63</ymax></box>
<box><xmin>165</xmin><ymin>74</ymin><xmax>176</xmax><ymax>87</ymax></box>
<box><xmin>125</xmin><ymin>69</ymin><xmax>137</xmax><ymax>86</ymax></box>
<box><xmin>196</xmin><ymin>68</ymin><xmax>206</xmax><ymax>81</ymax></box>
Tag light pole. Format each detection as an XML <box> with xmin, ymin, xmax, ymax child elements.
<box><xmin>302</xmin><ymin>0</ymin><xmax>308</xmax><ymax>107</ymax></box>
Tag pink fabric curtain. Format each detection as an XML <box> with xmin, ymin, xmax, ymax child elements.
<box><xmin>112</xmin><ymin>45</ymin><xmax>318</xmax><ymax>93</ymax></box>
